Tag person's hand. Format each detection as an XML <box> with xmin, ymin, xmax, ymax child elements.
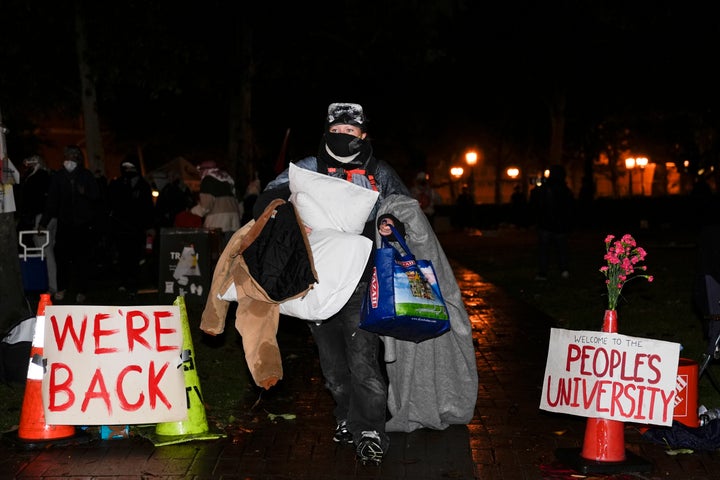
<box><xmin>377</xmin><ymin>214</ymin><xmax>406</xmax><ymax>240</ymax></box>
<box><xmin>378</xmin><ymin>217</ymin><xmax>395</xmax><ymax>237</ymax></box>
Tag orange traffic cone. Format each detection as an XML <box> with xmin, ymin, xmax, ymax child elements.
<box><xmin>579</xmin><ymin>310</ymin><xmax>626</xmax><ymax>463</ymax></box>
<box><xmin>17</xmin><ymin>294</ymin><xmax>76</xmax><ymax>443</ymax></box>
<box><xmin>555</xmin><ymin>310</ymin><xmax>652</xmax><ymax>474</ymax></box>
<box><xmin>580</xmin><ymin>418</ymin><xmax>627</xmax><ymax>462</ymax></box>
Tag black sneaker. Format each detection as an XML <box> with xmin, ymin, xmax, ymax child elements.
<box><xmin>356</xmin><ymin>431</ymin><xmax>383</xmax><ymax>465</ymax></box>
<box><xmin>333</xmin><ymin>420</ymin><xmax>353</xmax><ymax>445</ymax></box>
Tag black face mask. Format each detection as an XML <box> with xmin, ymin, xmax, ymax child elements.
<box><xmin>325</xmin><ymin>132</ymin><xmax>366</xmax><ymax>157</ymax></box>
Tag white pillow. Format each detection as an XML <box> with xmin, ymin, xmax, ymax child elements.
<box><xmin>280</xmin><ymin>229</ymin><xmax>372</xmax><ymax>321</ymax></box>
<box><xmin>283</xmin><ymin>164</ymin><xmax>379</xmax><ymax>321</ymax></box>
<box><xmin>288</xmin><ymin>163</ymin><xmax>379</xmax><ymax>234</ymax></box>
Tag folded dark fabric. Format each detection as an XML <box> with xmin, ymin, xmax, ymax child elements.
<box><xmin>642</xmin><ymin>419</ymin><xmax>720</xmax><ymax>450</ymax></box>
<box><xmin>242</xmin><ymin>201</ymin><xmax>317</xmax><ymax>301</ymax></box>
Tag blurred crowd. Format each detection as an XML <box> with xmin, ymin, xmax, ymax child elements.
<box><xmin>12</xmin><ymin>146</ymin><xmax>248</xmax><ymax>302</ymax></box>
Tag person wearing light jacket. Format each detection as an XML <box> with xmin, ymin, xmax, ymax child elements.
<box><xmin>190</xmin><ymin>160</ymin><xmax>242</xmax><ymax>247</ymax></box>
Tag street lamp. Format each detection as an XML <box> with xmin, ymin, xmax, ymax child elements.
<box><xmin>450</xmin><ymin>166</ymin><xmax>464</xmax><ymax>180</ymax></box>
<box><xmin>625</xmin><ymin>157</ymin><xmax>636</xmax><ymax>196</ymax></box>
<box><xmin>635</xmin><ymin>156</ymin><xmax>648</xmax><ymax>195</ymax></box>
<box><xmin>506</xmin><ymin>167</ymin><xmax>519</xmax><ymax>179</ymax></box>
<box><xmin>449</xmin><ymin>166</ymin><xmax>464</xmax><ymax>202</ymax></box>
<box><xmin>465</xmin><ymin>150</ymin><xmax>478</xmax><ymax>202</ymax></box>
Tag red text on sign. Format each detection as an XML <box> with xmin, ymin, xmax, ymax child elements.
<box><xmin>47</xmin><ymin>361</ymin><xmax>173</xmax><ymax>415</ymax></box>
<box><xmin>49</xmin><ymin>309</ymin><xmax>179</xmax><ymax>355</ymax></box>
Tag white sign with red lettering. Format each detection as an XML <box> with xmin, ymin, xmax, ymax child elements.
<box><xmin>540</xmin><ymin>328</ymin><xmax>681</xmax><ymax>427</ymax></box>
<box><xmin>41</xmin><ymin>305</ymin><xmax>187</xmax><ymax>425</ymax></box>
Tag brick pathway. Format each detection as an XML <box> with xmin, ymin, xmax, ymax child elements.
<box><xmin>2</xmin><ymin>233</ymin><xmax>719</xmax><ymax>479</ymax></box>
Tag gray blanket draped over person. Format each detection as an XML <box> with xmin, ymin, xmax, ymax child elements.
<box><xmin>376</xmin><ymin>194</ymin><xmax>478</xmax><ymax>432</ymax></box>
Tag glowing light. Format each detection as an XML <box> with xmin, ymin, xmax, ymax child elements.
<box><xmin>465</xmin><ymin>151</ymin><xmax>478</xmax><ymax>166</ymax></box>
<box><xmin>450</xmin><ymin>166</ymin><xmax>464</xmax><ymax>179</ymax></box>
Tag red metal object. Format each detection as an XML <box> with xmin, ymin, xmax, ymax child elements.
<box><xmin>674</xmin><ymin>357</ymin><xmax>699</xmax><ymax>427</ymax></box>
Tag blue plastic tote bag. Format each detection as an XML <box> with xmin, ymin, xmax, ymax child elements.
<box><xmin>360</xmin><ymin>225</ymin><xmax>450</xmax><ymax>343</ymax></box>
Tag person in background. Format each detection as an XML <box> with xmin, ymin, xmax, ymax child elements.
<box><xmin>18</xmin><ymin>155</ymin><xmax>58</xmax><ymax>295</ymax></box>
<box><xmin>410</xmin><ymin>171</ymin><xmax>442</xmax><ymax>228</ymax></box>
<box><xmin>155</xmin><ymin>170</ymin><xmax>195</xmax><ymax>228</ymax></box>
<box><xmin>241</xmin><ymin>173</ymin><xmax>261</xmax><ymax>225</ymax></box>
<box><xmin>253</xmin><ymin>102</ymin><xmax>410</xmax><ymax>465</ymax></box>
<box><xmin>91</xmin><ymin>168</ymin><xmax>112</xmax><ymax>271</ymax></box>
<box><xmin>39</xmin><ymin>145</ymin><xmax>100</xmax><ymax>303</ymax></box>
<box><xmin>106</xmin><ymin>156</ymin><xmax>155</xmax><ymax>297</ymax></box>
<box><xmin>690</xmin><ymin>177</ymin><xmax>720</xmax><ymax>344</ymax></box>
<box><xmin>529</xmin><ymin>164</ymin><xmax>575</xmax><ymax>280</ymax></box>
<box><xmin>509</xmin><ymin>183</ymin><xmax>527</xmax><ymax>228</ymax></box>
<box><xmin>190</xmin><ymin>160</ymin><xmax>242</xmax><ymax>248</ymax></box>
<box><xmin>454</xmin><ymin>184</ymin><xmax>474</xmax><ymax>230</ymax></box>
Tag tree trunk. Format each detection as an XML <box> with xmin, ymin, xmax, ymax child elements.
<box><xmin>238</xmin><ymin>20</ymin><xmax>256</xmax><ymax>191</ymax></box>
<box><xmin>494</xmin><ymin>139</ymin><xmax>506</xmax><ymax>204</ymax></box>
<box><xmin>74</xmin><ymin>0</ymin><xmax>105</xmax><ymax>176</ymax></box>
<box><xmin>0</xmin><ymin>213</ymin><xmax>32</xmax><ymax>336</ymax></box>
<box><xmin>548</xmin><ymin>90</ymin><xmax>566</xmax><ymax>166</ymax></box>
<box><xmin>227</xmin><ymin>15</ymin><xmax>256</xmax><ymax>194</ymax></box>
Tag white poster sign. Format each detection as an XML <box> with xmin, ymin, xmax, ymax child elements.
<box><xmin>41</xmin><ymin>305</ymin><xmax>187</xmax><ymax>425</ymax></box>
<box><xmin>540</xmin><ymin>328</ymin><xmax>681</xmax><ymax>426</ymax></box>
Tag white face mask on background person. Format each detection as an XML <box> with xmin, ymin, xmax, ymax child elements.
<box><xmin>63</xmin><ymin>160</ymin><xmax>78</xmax><ymax>172</ymax></box>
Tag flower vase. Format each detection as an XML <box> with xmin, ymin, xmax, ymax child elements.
<box><xmin>602</xmin><ymin>309</ymin><xmax>617</xmax><ymax>333</ymax></box>
<box><xmin>580</xmin><ymin>309</ymin><xmax>626</xmax><ymax>462</ymax></box>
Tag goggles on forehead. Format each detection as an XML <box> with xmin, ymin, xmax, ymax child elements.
<box><xmin>327</xmin><ymin>103</ymin><xmax>365</xmax><ymax>127</ymax></box>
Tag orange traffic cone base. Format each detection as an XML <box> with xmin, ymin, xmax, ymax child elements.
<box><xmin>5</xmin><ymin>428</ymin><xmax>92</xmax><ymax>451</ymax></box>
<box><xmin>556</xmin><ymin>418</ymin><xmax>652</xmax><ymax>474</ymax></box>
<box><xmin>555</xmin><ymin>446</ymin><xmax>652</xmax><ymax>475</ymax></box>
<box><xmin>18</xmin><ymin>381</ymin><xmax>76</xmax><ymax>441</ymax></box>
<box><xmin>580</xmin><ymin>418</ymin><xmax>626</xmax><ymax>462</ymax></box>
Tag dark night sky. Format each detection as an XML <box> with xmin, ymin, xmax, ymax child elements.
<box><xmin>239</xmin><ymin>2</ymin><xmax>717</xmax><ymax>155</ymax></box>
<box><xmin>1</xmin><ymin>1</ymin><xmax>717</xmax><ymax>171</ymax></box>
